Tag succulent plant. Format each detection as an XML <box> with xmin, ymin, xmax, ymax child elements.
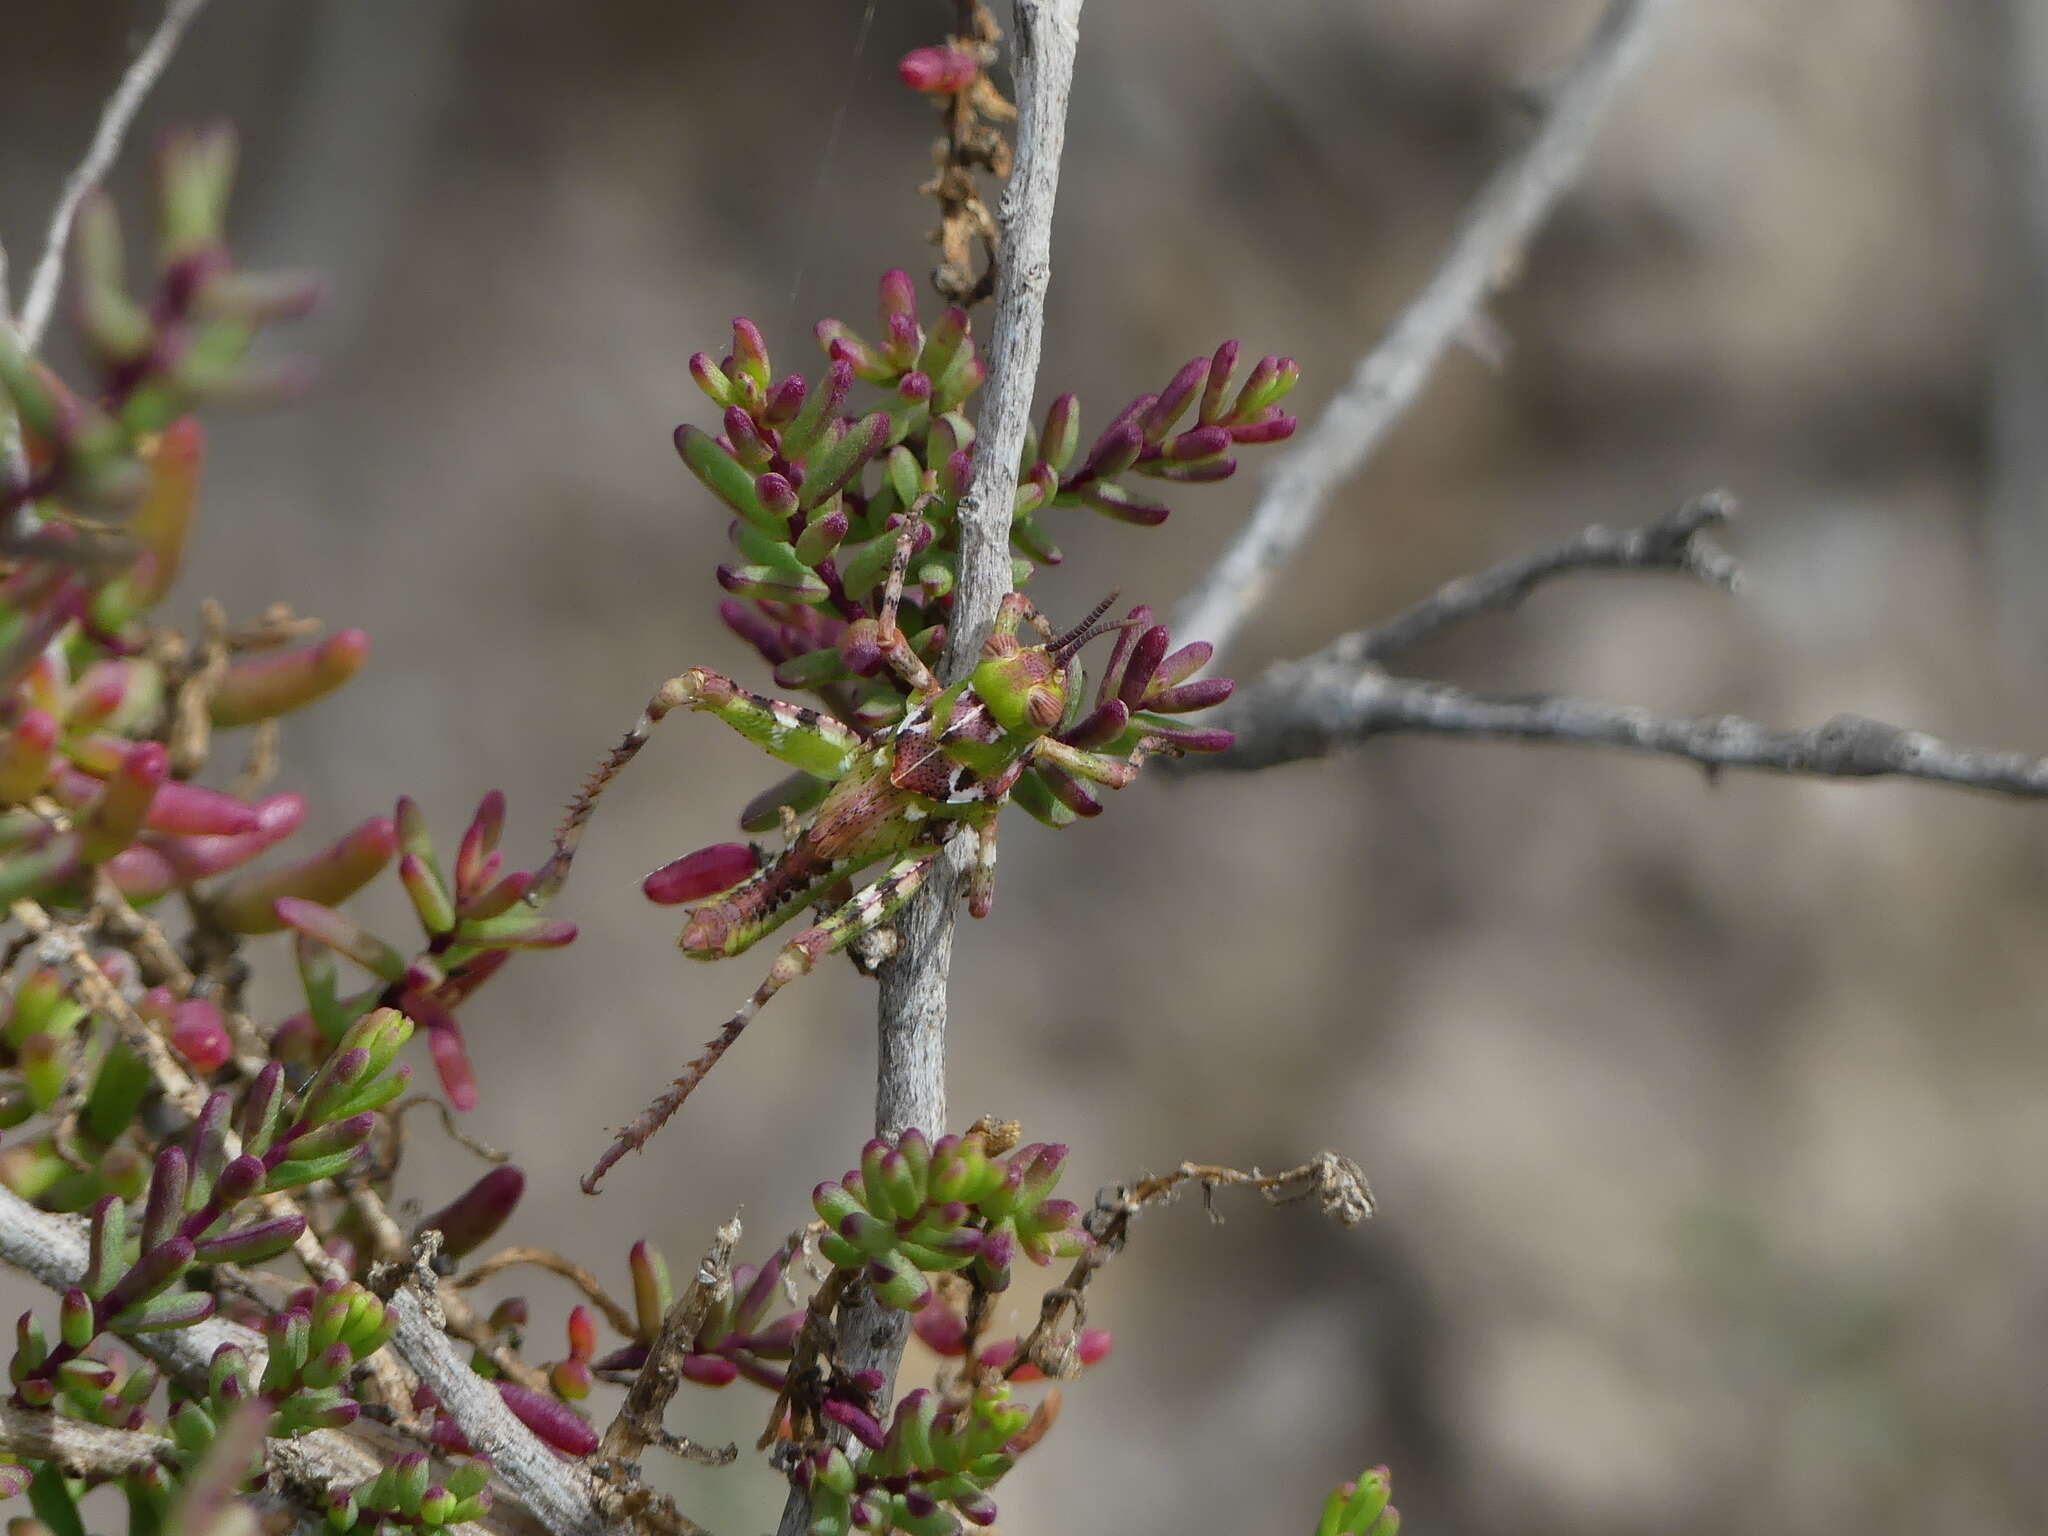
<box><xmin>812</xmin><ymin>1130</ymin><xmax>1089</xmax><ymax>1309</ymax></box>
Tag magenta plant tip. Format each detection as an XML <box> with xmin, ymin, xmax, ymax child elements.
<box><xmin>138</xmin><ymin>778</ymin><xmax>260</xmax><ymax>837</ymax></box>
<box><xmin>168</xmin><ymin>998</ymin><xmax>232</xmax><ymax>1074</ymax></box>
<box><xmin>688</xmin><ymin>352</ymin><xmax>734</xmax><ymax>408</ymax></box>
<box><xmin>273</xmin><ymin>896</ymin><xmax>407</xmax><ymax>981</ymax></box>
<box><xmin>454</xmin><ymin>789</ymin><xmax>507</xmax><ymax>892</ymax></box>
<box><xmin>729</xmin><ymin>319</ymin><xmax>771</xmax><ymax>388</ymax></box>
<box><xmin>1077</xmin><ymin>482</ymin><xmax>1171</xmax><ymax>526</ymax></box>
<box><xmin>76</xmin><ymin>741</ymin><xmax>166</xmax><ymax>862</ymax></box>
<box><xmin>1160</xmin><ymin>424</ymin><xmax>1232</xmax><ymax>463</ymax></box>
<box><xmin>878</xmin><ymin>268</ymin><xmax>919</xmax><ymax>321</ymax></box>
<box><xmin>1199</xmin><ymin>340</ymin><xmax>1241</xmax><ymax>424</ymax></box>
<box><xmin>1059</xmin><ymin>699</ymin><xmax>1129</xmax><ymax>751</ymax></box>
<box><xmin>764</xmin><ymin>374</ymin><xmax>806</xmax><ymax>426</ymax></box>
<box><xmin>1226</xmin><ymin>414</ymin><xmax>1297</xmax><ymax>445</ymax></box>
<box><xmin>643</xmin><ymin>842</ymin><xmax>759</xmax><ymax>906</ymax></box>
<box><xmin>1141</xmin><ymin>723</ymin><xmax>1235</xmax><ymax>753</ymax></box>
<box><xmin>0</xmin><ymin>710</ymin><xmax>57</xmax><ymax>803</ymax></box>
<box><xmin>1153</xmin><ymin>641</ymin><xmax>1212</xmax><ymax>689</ymax></box>
<box><xmin>720</xmin><ymin>600</ymin><xmax>790</xmax><ymax>665</ymax></box>
<box><xmin>209</xmin><ymin>814</ymin><xmax>398</xmax><ymax>934</ymax></box>
<box><xmin>1140</xmin><ymin>357</ymin><xmax>1210</xmax><ymax>443</ymax></box>
<box><xmin>207</xmin><ymin>629</ymin><xmax>369</xmax><ymax>728</ymax></box>
<box><xmin>495</xmin><ymin>1380</ymin><xmax>598</xmax><ymax>1457</ymax></box>
<box><xmin>1146</xmin><ymin>676</ymin><xmax>1233</xmax><ymax>713</ymax></box>
<box><xmin>418</xmin><ymin>1166</ymin><xmax>525</xmax><ymax>1260</ymax></box>
<box><xmin>678</xmin><ymin>1353</ymin><xmax>739</xmax><ymax>1388</ymax></box>
<box><xmin>1116</xmin><ymin>626</ymin><xmax>1170</xmax><ymax>709</ymax></box>
<box><xmin>911</xmin><ymin>1302</ymin><xmax>969</xmax><ymax>1357</ymax></box>
<box><xmin>822</xmin><ymin>1396</ymin><xmax>887</xmax><ymax>1451</ymax></box>
<box><xmin>410</xmin><ymin>999</ymin><xmax>478</xmax><ymax>1111</ymax></box>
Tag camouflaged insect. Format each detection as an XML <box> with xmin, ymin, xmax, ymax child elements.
<box><xmin>540</xmin><ymin>531</ymin><xmax>1233</xmax><ymax>1191</ymax></box>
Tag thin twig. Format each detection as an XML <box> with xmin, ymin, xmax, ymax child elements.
<box><xmin>381</xmin><ymin>1093</ymin><xmax>510</xmax><ymax>1179</ymax></box>
<box><xmin>1348</xmin><ymin>491</ymin><xmax>1737</xmax><ymax>664</ymax></box>
<box><xmin>1207</xmin><ymin>671</ymin><xmax>2048</xmax><ymax>792</ymax></box>
<box><xmin>1170</xmin><ymin>0</ymin><xmax>1678</xmax><ymax>660</ymax></box>
<box><xmin>18</xmin><ymin>0</ymin><xmax>216</xmax><ymax>351</ymax></box>
<box><xmin>922</xmin><ymin>2</ymin><xmax>1012</xmax><ymax>305</ymax></box>
<box><xmin>90</xmin><ymin>869</ymin><xmax>195</xmax><ymax>992</ymax></box>
<box><xmin>454</xmin><ymin>1245</ymin><xmax>639</xmax><ymax>1340</ymax></box>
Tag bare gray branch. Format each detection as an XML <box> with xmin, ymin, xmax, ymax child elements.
<box><xmin>0</xmin><ymin>1187</ymin><xmax>508</xmax><ymax>1533</ymax></box>
<box><xmin>785</xmin><ymin>7</ymin><xmax>1086</xmax><ymax>1536</ymax></box>
<box><xmin>387</xmin><ymin>1282</ymin><xmax>615</xmax><ymax>1536</ymax></box>
<box><xmin>0</xmin><ymin>1402</ymin><xmax>171</xmax><ymax>1480</ymax></box>
<box><xmin>17</xmin><ymin>0</ymin><xmax>215</xmax><ymax>351</ymax></box>
<box><xmin>1197</xmin><ymin>498</ymin><xmax>2048</xmax><ymax>796</ymax></box>
<box><xmin>1171</xmin><ymin>0</ymin><xmax>1678</xmax><ymax>660</ymax></box>
<box><xmin>1210</xmin><ymin>669</ymin><xmax>2048</xmax><ymax>794</ymax></box>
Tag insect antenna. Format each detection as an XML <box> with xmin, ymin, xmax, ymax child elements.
<box><xmin>1050</xmin><ymin>591</ymin><xmax>1124</xmax><ymax>662</ymax></box>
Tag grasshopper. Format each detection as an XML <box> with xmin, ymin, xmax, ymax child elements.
<box><xmin>541</xmin><ymin>534</ymin><xmax>1214</xmax><ymax>1190</ymax></box>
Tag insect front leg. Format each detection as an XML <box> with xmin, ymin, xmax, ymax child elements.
<box><xmin>968</xmin><ymin>816</ymin><xmax>999</xmax><ymax>919</ymax></box>
<box><xmin>583</xmin><ymin>849</ymin><xmax>944</xmax><ymax>1192</ymax></box>
<box><xmin>876</xmin><ymin>520</ymin><xmax>940</xmax><ymax>698</ymax></box>
<box><xmin>1033</xmin><ymin>735</ymin><xmax>1142</xmax><ymax>791</ymax></box>
<box><xmin>535</xmin><ymin>668</ymin><xmax>866</xmax><ymax>898</ymax></box>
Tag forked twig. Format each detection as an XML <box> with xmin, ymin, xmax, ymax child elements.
<box><xmin>1007</xmin><ymin>1152</ymin><xmax>1373</xmax><ymax>1381</ymax></box>
<box><xmin>453</xmin><ymin>1245</ymin><xmax>638</xmax><ymax>1340</ymax></box>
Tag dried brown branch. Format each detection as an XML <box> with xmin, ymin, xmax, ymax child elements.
<box><xmin>1007</xmin><ymin>1153</ymin><xmax>1373</xmax><ymax>1381</ymax></box>
<box><xmin>168</xmin><ymin>598</ymin><xmax>232</xmax><ymax>776</ymax></box>
<box><xmin>922</xmin><ymin>2</ymin><xmax>1013</xmax><ymax>305</ymax></box>
<box><xmin>17</xmin><ymin>0</ymin><xmax>216</xmax><ymax>351</ymax></box>
<box><xmin>758</xmin><ymin>1265</ymin><xmax>852</xmax><ymax>1457</ymax></box>
<box><xmin>598</xmin><ymin>1216</ymin><xmax>739</xmax><ymax>1524</ymax></box>
<box><xmin>1171</xmin><ymin>0</ymin><xmax>1678</xmax><ymax>660</ymax></box>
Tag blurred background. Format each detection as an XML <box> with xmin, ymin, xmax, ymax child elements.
<box><xmin>6</xmin><ymin>2</ymin><xmax>2047</xmax><ymax>1533</ymax></box>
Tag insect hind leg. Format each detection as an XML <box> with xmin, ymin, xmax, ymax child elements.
<box><xmin>534</xmin><ymin>669</ymin><xmax>862</xmax><ymax>901</ymax></box>
<box><xmin>582</xmin><ymin>849</ymin><xmax>943</xmax><ymax>1191</ymax></box>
